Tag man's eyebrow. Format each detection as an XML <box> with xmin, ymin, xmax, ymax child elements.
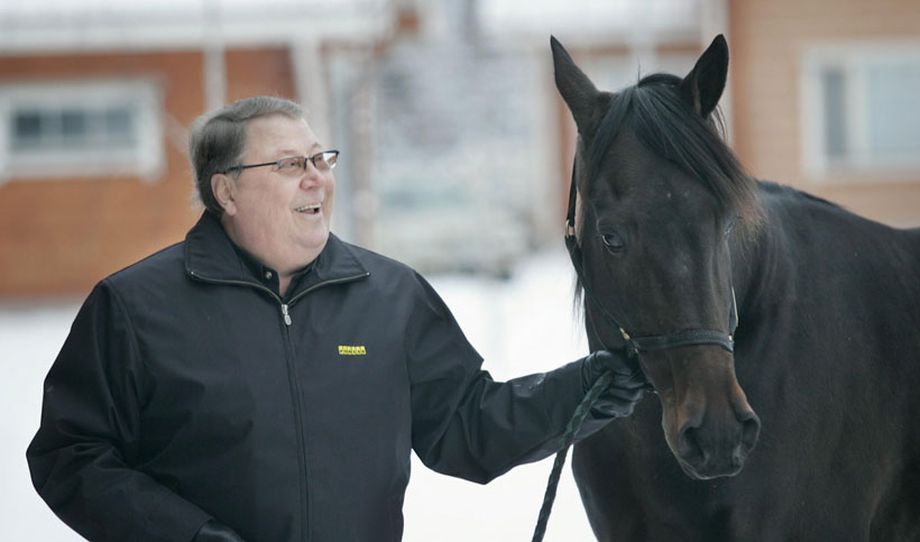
<box><xmin>276</xmin><ymin>143</ymin><xmax>322</xmax><ymax>157</ymax></box>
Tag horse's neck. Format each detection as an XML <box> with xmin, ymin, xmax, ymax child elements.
<box><xmin>731</xmin><ymin>181</ymin><xmax>920</xmax><ymax>331</ymax></box>
<box><xmin>729</xmin><ymin>209</ymin><xmax>792</xmax><ymax>325</ymax></box>
<box><xmin>730</xmin><ymin>183</ymin><xmax>842</xmax><ymax>324</ymax></box>
<box><xmin>902</xmin><ymin>227</ymin><xmax>920</xmax><ymax>297</ymax></box>
<box><xmin>910</xmin><ymin>226</ymin><xmax>920</xmax><ymax>270</ymax></box>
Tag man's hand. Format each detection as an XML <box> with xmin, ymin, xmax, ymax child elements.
<box><xmin>580</xmin><ymin>350</ymin><xmax>648</xmax><ymax>418</ymax></box>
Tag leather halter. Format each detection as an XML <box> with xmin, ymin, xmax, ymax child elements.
<box><xmin>564</xmin><ymin>160</ymin><xmax>738</xmax><ymax>358</ymax></box>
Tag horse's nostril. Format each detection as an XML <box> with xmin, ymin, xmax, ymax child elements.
<box><xmin>739</xmin><ymin>411</ymin><xmax>761</xmax><ymax>449</ymax></box>
<box><xmin>679</xmin><ymin>425</ymin><xmax>705</xmax><ymax>462</ymax></box>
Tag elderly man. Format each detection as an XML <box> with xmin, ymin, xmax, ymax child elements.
<box><xmin>27</xmin><ymin>96</ymin><xmax>646</xmax><ymax>542</ymax></box>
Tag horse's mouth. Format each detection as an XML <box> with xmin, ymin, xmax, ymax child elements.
<box><xmin>672</xmin><ymin>432</ymin><xmax>755</xmax><ymax>480</ymax></box>
<box><xmin>676</xmin><ymin>457</ymin><xmax>745</xmax><ymax>480</ymax></box>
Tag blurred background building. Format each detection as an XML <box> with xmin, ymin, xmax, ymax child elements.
<box><xmin>0</xmin><ymin>0</ymin><xmax>918</xmax><ymax>294</ymax></box>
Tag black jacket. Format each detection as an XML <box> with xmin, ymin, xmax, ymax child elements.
<box><xmin>27</xmin><ymin>212</ymin><xmax>607</xmax><ymax>542</ymax></box>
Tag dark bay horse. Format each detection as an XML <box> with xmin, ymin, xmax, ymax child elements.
<box><xmin>551</xmin><ymin>35</ymin><xmax>920</xmax><ymax>540</ymax></box>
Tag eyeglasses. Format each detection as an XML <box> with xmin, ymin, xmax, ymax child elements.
<box><xmin>221</xmin><ymin>150</ymin><xmax>340</xmax><ymax>177</ymax></box>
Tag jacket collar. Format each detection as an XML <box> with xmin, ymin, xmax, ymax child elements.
<box><xmin>184</xmin><ymin>212</ymin><xmax>369</xmax><ymax>295</ymax></box>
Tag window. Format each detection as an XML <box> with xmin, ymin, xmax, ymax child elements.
<box><xmin>0</xmin><ymin>80</ymin><xmax>164</xmax><ymax>182</ymax></box>
<box><xmin>802</xmin><ymin>43</ymin><xmax>920</xmax><ymax>180</ymax></box>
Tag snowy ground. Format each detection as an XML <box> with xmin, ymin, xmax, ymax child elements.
<box><xmin>1</xmin><ymin>249</ymin><xmax>599</xmax><ymax>541</ymax></box>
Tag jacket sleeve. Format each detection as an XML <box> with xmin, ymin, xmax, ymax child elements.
<box><xmin>406</xmin><ymin>274</ymin><xmax>613</xmax><ymax>484</ymax></box>
<box><xmin>26</xmin><ymin>281</ymin><xmax>212</xmax><ymax>542</ymax></box>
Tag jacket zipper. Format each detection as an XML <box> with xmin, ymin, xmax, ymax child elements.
<box><xmin>187</xmin><ymin>269</ymin><xmax>369</xmax><ymax>540</ymax></box>
<box><xmin>281</xmin><ymin>304</ymin><xmax>292</xmax><ymax>325</ymax></box>
<box><xmin>279</xmin><ymin>315</ymin><xmax>309</xmax><ymax>540</ymax></box>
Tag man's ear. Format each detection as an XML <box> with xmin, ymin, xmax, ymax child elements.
<box><xmin>211</xmin><ymin>173</ymin><xmax>237</xmax><ymax>215</ymax></box>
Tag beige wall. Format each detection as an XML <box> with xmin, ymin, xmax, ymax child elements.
<box><xmin>729</xmin><ymin>0</ymin><xmax>920</xmax><ymax>227</ymax></box>
<box><xmin>0</xmin><ymin>48</ymin><xmax>296</xmax><ymax>297</ymax></box>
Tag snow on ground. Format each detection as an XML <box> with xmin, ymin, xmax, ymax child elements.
<box><xmin>1</xmin><ymin>299</ymin><xmax>85</xmax><ymax>541</ymax></box>
<box><xmin>0</xmin><ymin>249</ymin><xmax>598</xmax><ymax>541</ymax></box>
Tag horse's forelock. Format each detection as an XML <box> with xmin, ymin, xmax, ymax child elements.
<box><xmin>630</xmin><ymin>75</ymin><xmax>763</xmax><ymax>233</ymax></box>
<box><xmin>579</xmin><ymin>75</ymin><xmax>763</xmax><ymax>237</ymax></box>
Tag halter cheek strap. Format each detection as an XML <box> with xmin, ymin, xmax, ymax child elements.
<box><xmin>564</xmin><ymin>161</ymin><xmax>737</xmax><ymax>357</ymax></box>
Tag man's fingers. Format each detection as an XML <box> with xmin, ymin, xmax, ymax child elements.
<box><xmin>601</xmin><ymin>386</ymin><xmax>645</xmax><ymax>403</ymax></box>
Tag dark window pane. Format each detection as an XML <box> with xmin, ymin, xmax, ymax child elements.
<box><xmin>60</xmin><ymin>109</ymin><xmax>87</xmax><ymax>138</ymax></box>
<box><xmin>105</xmin><ymin>107</ymin><xmax>132</xmax><ymax>135</ymax></box>
<box><xmin>105</xmin><ymin>107</ymin><xmax>135</xmax><ymax>147</ymax></box>
<box><xmin>13</xmin><ymin>111</ymin><xmax>42</xmax><ymax>140</ymax></box>
<box><xmin>821</xmin><ymin>67</ymin><xmax>847</xmax><ymax>158</ymax></box>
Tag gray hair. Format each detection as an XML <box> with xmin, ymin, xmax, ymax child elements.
<box><xmin>189</xmin><ymin>96</ymin><xmax>305</xmax><ymax>215</ymax></box>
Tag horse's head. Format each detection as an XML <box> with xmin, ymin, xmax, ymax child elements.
<box><xmin>552</xmin><ymin>35</ymin><xmax>762</xmax><ymax>480</ymax></box>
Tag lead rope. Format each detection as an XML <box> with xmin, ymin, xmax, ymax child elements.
<box><xmin>530</xmin><ymin>369</ymin><xmax>615</xmax><ymax>542</ymax></box>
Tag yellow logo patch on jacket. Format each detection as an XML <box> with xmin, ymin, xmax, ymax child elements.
<box><xmin>338</xmin><ymin>345</ymin><xmax>367</xmax><ymax>356</ymax></box>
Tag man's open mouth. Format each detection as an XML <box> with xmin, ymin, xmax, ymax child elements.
<box><xmin>294</xmin><ymin>203</ymin><xmax>322</xmax><ymax>215</ymax></box>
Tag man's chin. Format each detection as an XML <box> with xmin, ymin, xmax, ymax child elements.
<box><xmin>298</xmin><ymin>229</ymin><xmax>330</xmax><ymax>254</ymax></box>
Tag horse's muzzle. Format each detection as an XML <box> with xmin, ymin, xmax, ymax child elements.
<box><xmin>675</xmin><ymin>407</ymin><xmax>760</xmax><ymax>480</ymax></box>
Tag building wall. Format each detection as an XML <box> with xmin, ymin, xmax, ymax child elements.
<box><xmin>0</xmin><ymin>48</ymin><xmax>296</xmax><ymax>297</ymax></box>
<box><xmin>729</xmin><ymin>0</ymin><xmax>920</xmax><ymax>227</ymax></box>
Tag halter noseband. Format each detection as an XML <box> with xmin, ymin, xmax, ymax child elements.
<box><xmin>564</xmin><ymin>161</ymin><xmax>738</xmax><ymax>358</ymax></box>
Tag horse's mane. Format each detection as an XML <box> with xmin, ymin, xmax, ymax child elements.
<box><xmin>758</xmin><ymin>179</ymin><xmax>844</xmax><ymax>210</ymax></box>
<box><xmin>585</xmin><ymin>72</ymin><xmax>763</xmax><ymax>232</ymax></box>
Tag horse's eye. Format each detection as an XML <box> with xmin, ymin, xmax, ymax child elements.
<box><xmin>600</xmin><ymin>231</ymin><xmax>626</xmax><ymax>253</ymax></box>
<box><xmin>724</xmin><ymin>218</ymin><xmax>736</xmax><ymax>236</ymax></box>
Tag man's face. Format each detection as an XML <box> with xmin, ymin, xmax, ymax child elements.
<box><xmin>220</xmin><ymin>114</ymin><xmax>335</xmax><ymax>269</ymax></box>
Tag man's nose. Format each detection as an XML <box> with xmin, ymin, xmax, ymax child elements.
<box><xmin>299</xmin><ymin>161</ymin><xmax>323</xmax><ymax>187</ymax></box>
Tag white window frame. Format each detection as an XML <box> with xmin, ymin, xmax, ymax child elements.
<box><xmin>0</xmin><ymin>79</ymin><xmax>164</xmax><ymax>183</ymax></box>
<box><xmin>801</xmin><ymin>41</ymin><xmax>920</xmax><ymax>182</ymax></box>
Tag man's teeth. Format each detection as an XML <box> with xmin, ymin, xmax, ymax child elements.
<box><xmin>295</xmin><ymin>204</ymin><xmax>321</xmax><ymax>213</ymax></box>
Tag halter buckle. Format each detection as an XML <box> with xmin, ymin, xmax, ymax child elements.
<box><xmin>564</xmin><ymin>219</ymin><xmax>576</xmax><ymax>239</ymax></box>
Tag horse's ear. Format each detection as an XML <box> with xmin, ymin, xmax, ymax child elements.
<box><xmin>551</xmin><ymin>36</ymin><xmax>599</xmax><ymax>131</ymax></box>
<box><xmin>679</xmin><ymin>34</ymin><xmax>729</xmax><ymax>118</ymax></box>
